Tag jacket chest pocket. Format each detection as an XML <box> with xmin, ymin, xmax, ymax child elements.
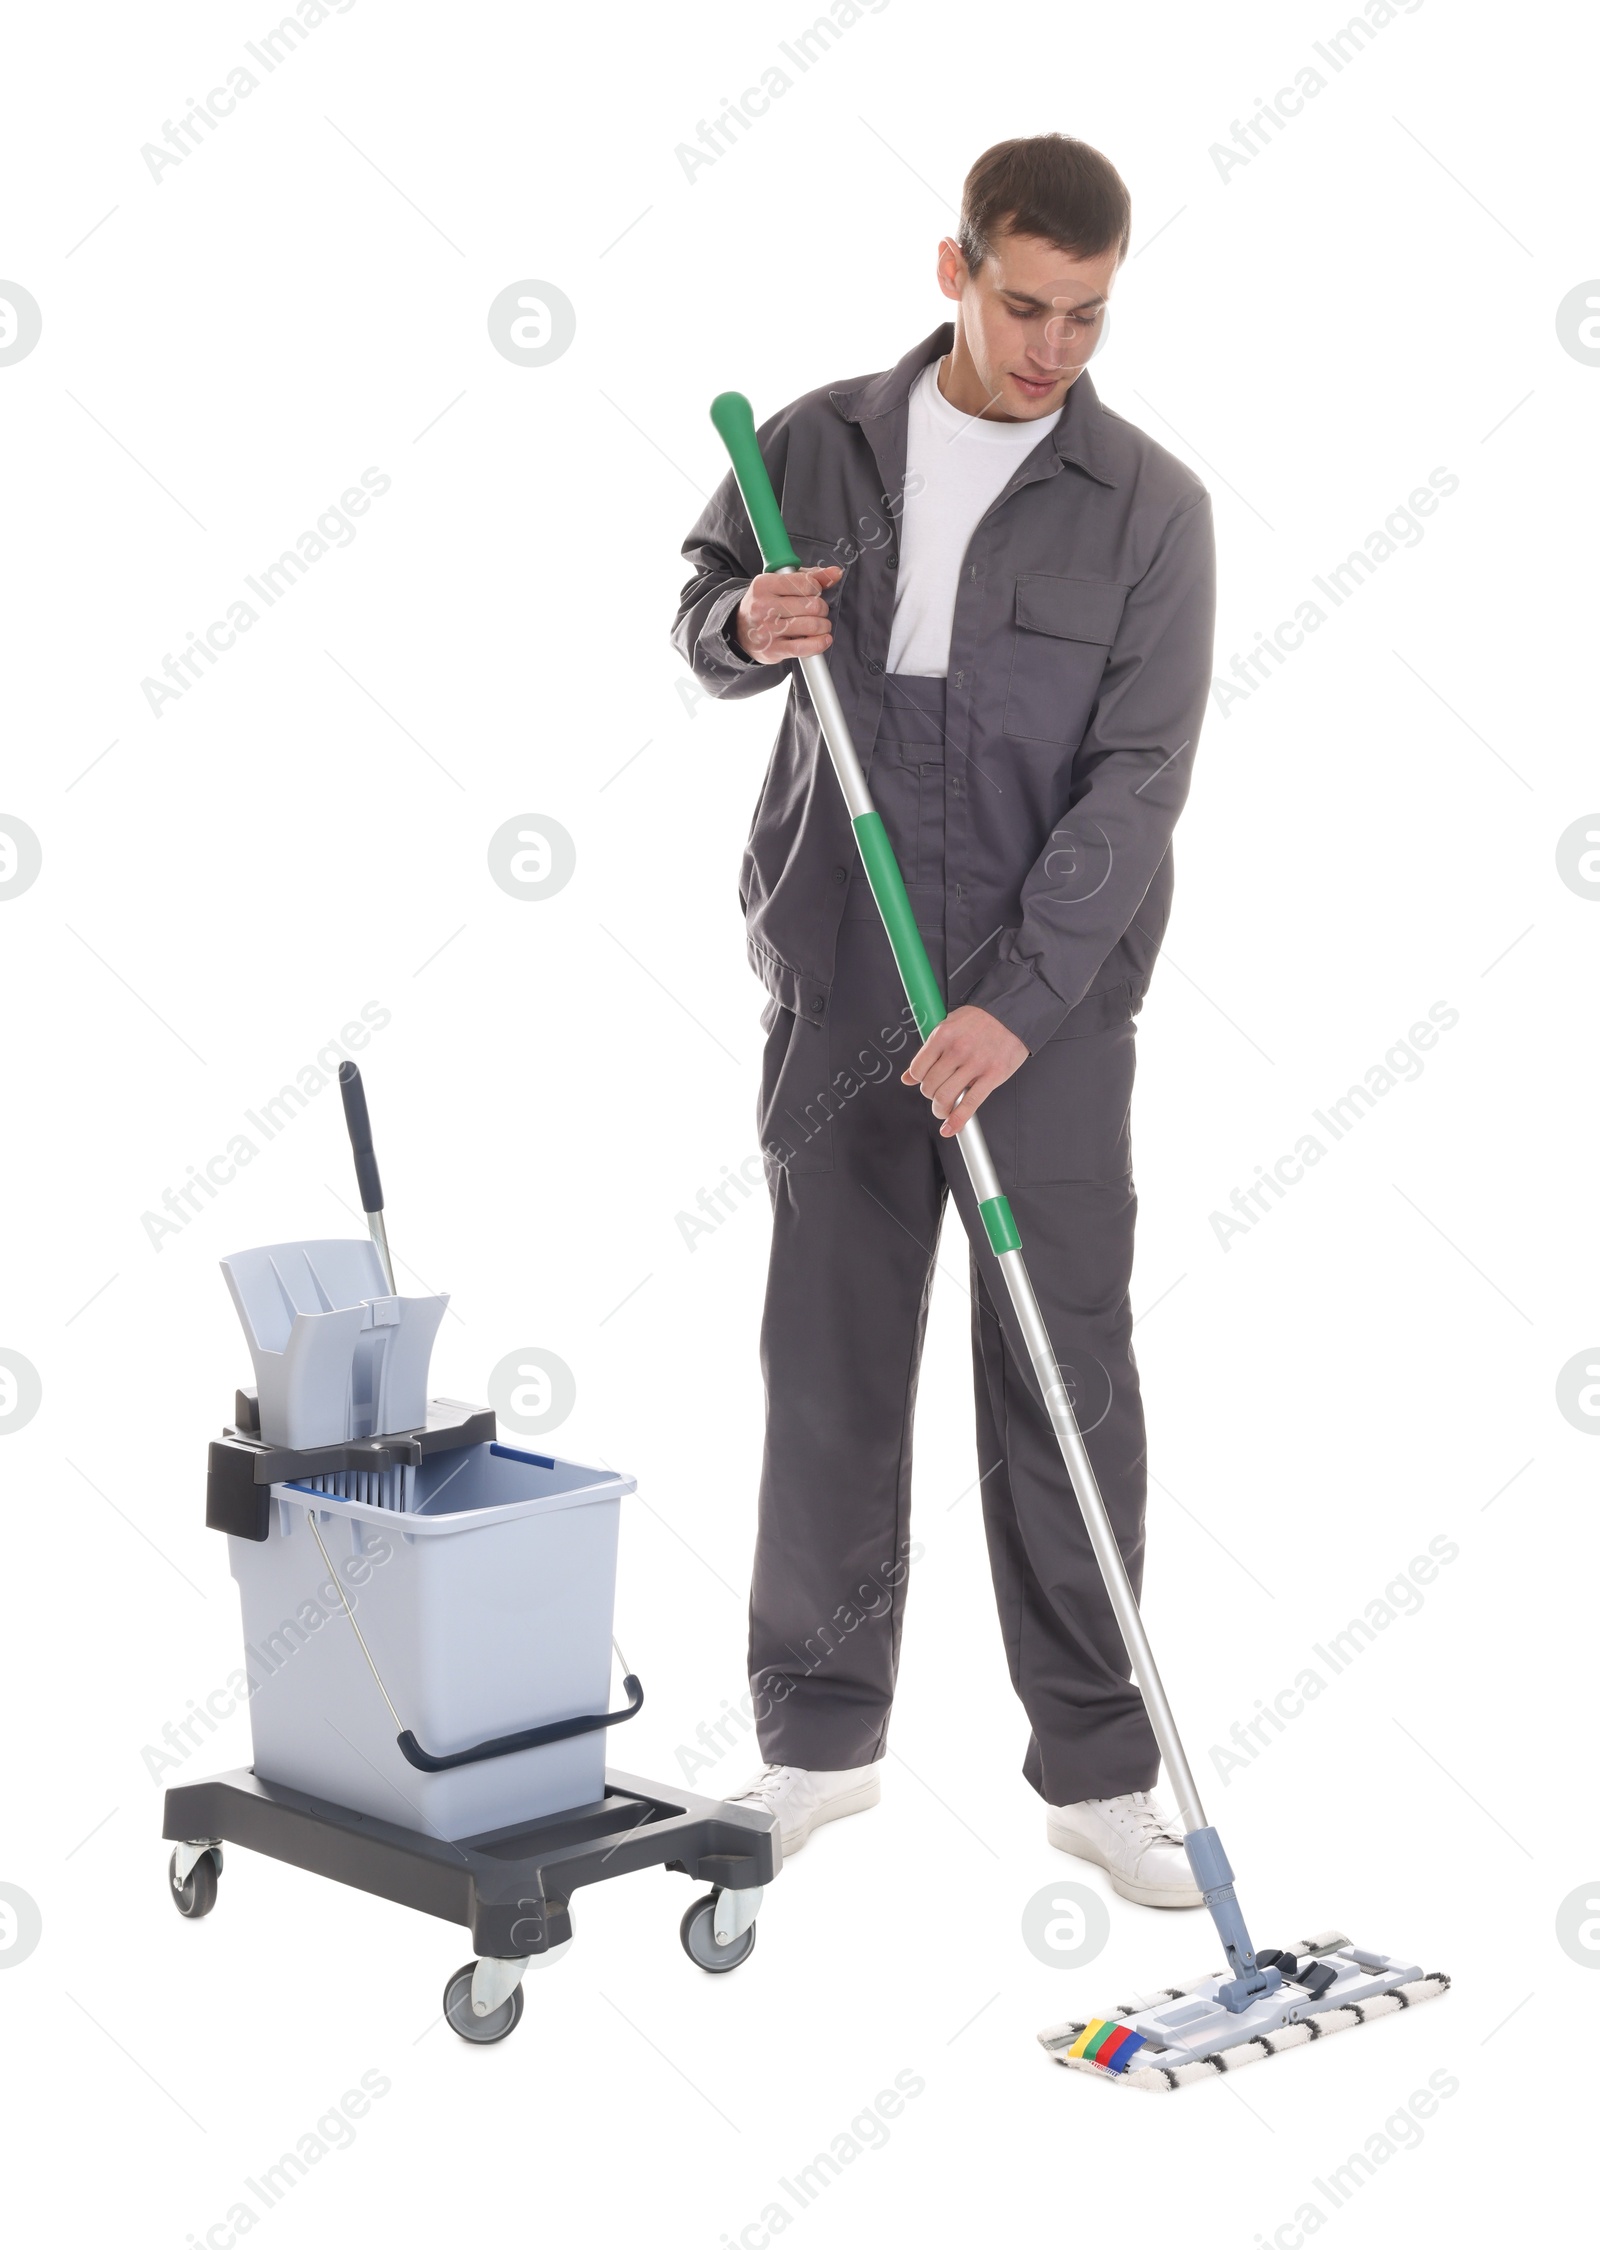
<box><xmin>785</xmin><ymin>526</ymin><xmax>867</xmax><ymax>595</ymax></box>
<box><xmin>1002</xmin><ymin>575</ymin><xmax>1128</xmax><ymax>745</ymax></box>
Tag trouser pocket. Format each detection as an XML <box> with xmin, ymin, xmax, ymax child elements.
<box><xmin>758</xmin><ymin>999</ymin><xmax>836</xmax><ymax>1176</ymax></box>
<box><xmin>1006</xmin><ymin>1010</ymin><xmax>1136</xmax><ymax>1187</ymax></box>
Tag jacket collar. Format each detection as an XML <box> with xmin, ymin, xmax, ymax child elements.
<box><xmin>828</xmin><ymin>322</ymin><xmax>1117</xmax><ymax>489</ymax></box>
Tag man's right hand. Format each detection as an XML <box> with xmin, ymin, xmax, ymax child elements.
<box><xmin>735</xmin><ymin>566</ymin><xmax>843</xmax><ymax>663</ymax></box>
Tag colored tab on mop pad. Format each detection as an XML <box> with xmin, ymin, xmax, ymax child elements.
<box><xmin>1067</xmin><ymin>2019</ymin><xmax>1147</xmax><ymax>2072</ymax></box>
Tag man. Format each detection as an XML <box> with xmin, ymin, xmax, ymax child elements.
<box><xmin>672</xmin><ymin>135</ymin><xmax>1215</xmax><ymax>1908</ymax></box>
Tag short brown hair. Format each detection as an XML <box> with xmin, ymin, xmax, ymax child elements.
<box><xmin>958</xmin><ymin>135</ymin><xmax>1132</xmax><ymax>271</ymax></box>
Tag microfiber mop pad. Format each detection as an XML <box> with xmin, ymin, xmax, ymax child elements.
<box><xmin>1038</xmin><ymin>1932</ymin><xmax>1450</xmax><ymax>2091</ymax></box>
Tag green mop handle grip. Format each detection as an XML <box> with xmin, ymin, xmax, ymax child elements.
<box><xmin>848</xmin><ymin>814</ymin><xmax>947</xmax><ymax>1040</ymax></box>
<box><xmin>708</xmin><ymin>391</ymin><xmax>948</xmax><ymax>1048</ymax></box>
<box><xmin>708</xmin><ymin>393</ymin><xmax>802</xmax><ymax>571</ymax></box>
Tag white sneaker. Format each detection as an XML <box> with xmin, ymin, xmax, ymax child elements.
<box><xmin>1046</xmin><ymin>1790</ymin><xmax>1203</xmax><ymax>1908</ymax></box>
<box><xmin>727</xmin><ymin>1763</ymin><xmax>881</xmax><ymax>1855</ymax></box>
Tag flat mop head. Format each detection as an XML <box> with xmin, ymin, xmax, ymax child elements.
<box><xmin>1038</xmin><ymin>1932</ymin><xmax>1449</xmax><ymax>2091</ymax></box>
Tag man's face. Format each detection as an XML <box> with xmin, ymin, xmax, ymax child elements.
<box><xmin>937</xmin><ymin>227</ymin><xmax>1120</xmax><ymax>420</ymax></box>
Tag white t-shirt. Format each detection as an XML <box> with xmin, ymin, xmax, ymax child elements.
<box><xmin>885</xmin><ymin>358</ymin><xmax>1063</xmax><ymax>678</ymax></box>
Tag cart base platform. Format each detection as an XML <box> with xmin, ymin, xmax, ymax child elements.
<box><xmin>163</xmin><ymin>1765</ymin><xmax>780</xmax><ymax>2037</ymax></box>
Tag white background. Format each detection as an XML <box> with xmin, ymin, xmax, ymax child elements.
<box><xmin>1</xmin><ymin>0</ymin><xmax>1593</xmax><ymax>2241</ymax></box>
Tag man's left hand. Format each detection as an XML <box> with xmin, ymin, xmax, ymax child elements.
<box><xmin>902</xmin><ymin>1006</ymin><xmax>1029</xmax><ymax>1136</ymax></box>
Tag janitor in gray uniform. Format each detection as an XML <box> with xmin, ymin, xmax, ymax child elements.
<box><xmin>672</xmin><ymin>135</ymin><xmax>1216</xmax><ymax>1907</ymax></box>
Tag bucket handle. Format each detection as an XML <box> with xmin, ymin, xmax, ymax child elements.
<box><xmin>302</xmin><ymin>1507</ymin><xmax>644</xmax><ymax>1776</ymax></box>
<box><xmin>394</xmin><ymin>1674</ymin><xmax>645</xmax><ymax>1774</ymax></box>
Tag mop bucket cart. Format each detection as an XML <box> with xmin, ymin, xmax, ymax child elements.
<box><xmin>162</xmin><ymin>1072</ymin><xmax>779</xmax><ymax>2044</ymax></box>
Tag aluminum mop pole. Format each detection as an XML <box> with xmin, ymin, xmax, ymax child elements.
<box><xmin>710</xmin><ymin>392</ymin><xmax>1278</xmax><ymax>2011</ymax></box>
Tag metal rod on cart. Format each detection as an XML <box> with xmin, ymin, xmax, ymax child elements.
<box><xmin>338</xmin><ymin>1062</ymin><xmax>397</xmax><ymax>1295</ymax></box>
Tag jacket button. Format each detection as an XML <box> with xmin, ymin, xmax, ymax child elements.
<box><xmin>833</xmin><ymin>865</ymin><xmax>848</xmax><ymax>883</ymax></box>
<box><xmin>866</xmin><ymin>658</ymin><xmax>884</xmax><ymax>676</ymax></box>
<box><xmin>810</xmin><ymin>997</ymin><xmax>824</xmax><ymax>1012</ymax></box>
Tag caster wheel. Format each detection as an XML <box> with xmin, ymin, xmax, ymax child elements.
<box><xmin>168</xmin><ymin>1848</ymin><xmax>219</xmax><ymax>1920</ymax></box>
<box><xmin>679</xmin><ymin>1890</ymin><xmax>757</xmax><ymax>1974</ymax></box>
<box><xmin>442</xmin><ymin>1963</ymin><xmax>524</xmax><ymax>2045</ymax></box>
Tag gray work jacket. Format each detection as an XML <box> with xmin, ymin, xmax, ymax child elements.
<box><xmin>672</xmin><ymin>324</ymin><xmax>1216</xmax><ymax>1051</ymax></box>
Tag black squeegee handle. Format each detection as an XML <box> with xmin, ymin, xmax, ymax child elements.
<box><xmin>338</xmin><ymin>1061</ymin><xmax>384</xmax><ymax>1213</ymax></box>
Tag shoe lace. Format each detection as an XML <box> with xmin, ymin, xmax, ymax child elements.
<box><xmin>1108</xmin><ymin>1792</ymin><xmax>1184</xmax><ymax>1849</ymax></box>
<box><xmin>730</xmin><ymin>1764</ymin><xmax>792</xmax><ymax>1809</ymax></box>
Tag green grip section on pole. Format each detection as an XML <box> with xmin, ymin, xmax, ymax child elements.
<box><xmin>709</xmin><ymin>392</ymin><xmax>801</xmax><ymax>571</ymax></box>
<box><xmin>851</xmin><ymin>812</ymin><xmax>946</xmax><ymax>1040</ymax></box>
<box><xmin>979</xmin><ymin>1195</ymin><xmax>1022</xmax><ymax>1256</ymax></box>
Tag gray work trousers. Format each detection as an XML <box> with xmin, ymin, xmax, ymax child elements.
<box><xmin>748</xmin><ymin>674</ymin><xmax>1159</xmax><ymax>1806</ymax></box>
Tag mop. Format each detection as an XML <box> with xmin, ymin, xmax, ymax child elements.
<box><xmin>707</xmin><ymin>393</ymin><xmax>1449</xmax><ymax>2088</ymax></box>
